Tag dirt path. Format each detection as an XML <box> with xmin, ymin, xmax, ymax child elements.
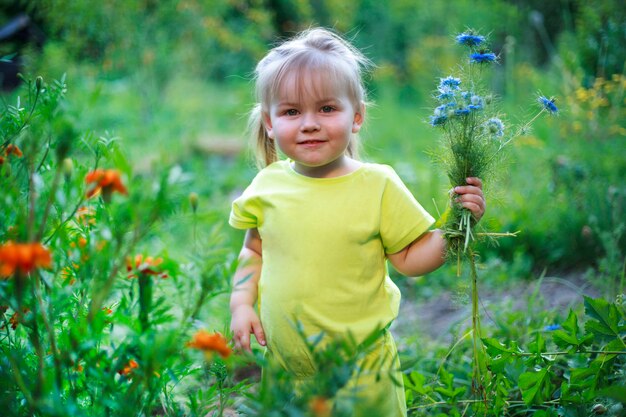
<box><xmin>391</xmin><ymin>273</ymin><xmax>602</xmax><ymax>345</ymax></box>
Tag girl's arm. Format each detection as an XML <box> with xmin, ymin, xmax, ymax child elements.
<box><xmin>387</xmin><ymin>177</ymin><xmax>485</xmax><ymax>276</ymax></box>
<box><xmin>230</xmin><ymin>227</ymin><xmax>266</xmax><ymax>351</ymax></box>
<box><xmin>387</xmin><ymin>229</ymin><xmax>447</xmax><ymax>276</ymax></box>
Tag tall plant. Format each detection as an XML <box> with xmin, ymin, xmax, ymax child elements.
<box><xmin>0</xmin><ymin>75</ymin><xmax>233</xmax><ymax>416</ymax></box>
<box><xmin>429</xmin><ymin>30</ymin><xmax>559</xmax><ymax>399</ymax></box>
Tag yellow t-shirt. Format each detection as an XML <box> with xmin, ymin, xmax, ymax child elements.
<box><xmin>230</xmin><ymin>160</ymin><xmax>434</xmax><ymax>376</ymax></box>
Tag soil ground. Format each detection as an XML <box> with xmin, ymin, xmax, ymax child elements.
<box><xmin>391</xmin><ymin>272</ymin><xmax>602</xmax><ymax>344</ymax></box>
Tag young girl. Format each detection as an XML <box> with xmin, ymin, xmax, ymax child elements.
<box><xmin>229</xmin><ymin>28</ymin><xmax>485</xmax><ymax>416</ymax></box>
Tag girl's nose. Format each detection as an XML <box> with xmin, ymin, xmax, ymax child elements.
<box><xmin>300</xmin><ymin>113</ymin><xmax>320</xmax><ymax>132</ymax></box>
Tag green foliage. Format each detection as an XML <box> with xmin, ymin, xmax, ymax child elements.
<box><xmin>403</xmin><ymin>295</ymin><xmax>626</xmax><ymax>416</ymax></box>
<box><xmin>0</xmin><ymin>77</ymin><xmax>236</xmax><ymax>416</ymax></box>
<box><xmin>1</xmin><ymin>2</ymin><xmax>624</xmax><ymax>415</ymax></box>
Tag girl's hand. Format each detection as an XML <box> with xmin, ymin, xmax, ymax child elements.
<box><xmin>453</xmin><ymin>177</ymin><xmax>486</xmax><ymax>222</ymax></box>
<box><xmin>230</xmin><ymin>304</ymin><xmax>266</xmax><ymax>352</ymax></box>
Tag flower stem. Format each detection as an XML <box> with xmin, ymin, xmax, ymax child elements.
<box><xmin>36</xmin><ymin>161</ymin><xmax>62</xmax><ymax>241</ymax></box>
<box><xmin>33</xmin><ymin>271</ymin><xmax>63</xmax><ymax>391</ymax></box>
<box><xmin>468</xmin><ymin>248</ymin><xmax>487</xmax><ymax>400</ymax></box>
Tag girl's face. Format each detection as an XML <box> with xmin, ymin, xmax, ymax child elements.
<box><xmin>263</xmin><ymin>71</ymin><xmax>364</xmax><ymax>178</ymax></box>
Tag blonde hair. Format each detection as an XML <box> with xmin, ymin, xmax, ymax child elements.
<box><xmin>248</xmin><ymin>28</ymin><xmax>372</xmax><ymax>169</ymax></box>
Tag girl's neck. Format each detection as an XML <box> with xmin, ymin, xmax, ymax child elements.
<box><xmin>291</xmin><ymin>156</ymin><xmax>362</xmax><ymax>178</ymax></box>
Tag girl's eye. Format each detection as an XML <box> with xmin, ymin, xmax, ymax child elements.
<box><xmin>320</xmin><ymin>105</ymin><xmax>334</xmax><ymax>113</ymax></box>
<box><xmin>285</xmin><ymin>109</ymin><xmax>298</xmax><ymax>116</ymax></box>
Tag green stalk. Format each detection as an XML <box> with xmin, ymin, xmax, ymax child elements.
<box><xmin>36</xmin><ymin>162</ymin><xmax>62</xmax><ymax>241</ymax></box>
<box><xmin>468</xmin><ymin>248</ymin><xmax>487</xmax><ymax>400</ymax></box>
<box><xmin>27</xmin><ymin>275</ymin><xmax>46</xmax><ymax>403</ymax></box>
<box><xmin>138</xmin><ymin>273</ymin><xmax>153</xmax><ymax>332</ymax></box>
<box><xmin>33</xmin><ymin>271</ymin><xmax>63</xmax><ymax>392</ymax></box>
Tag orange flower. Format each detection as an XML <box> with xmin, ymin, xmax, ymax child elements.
<box><xmin>61</xmin><ymin>264</ymin><xmax>77</xmax><ymax>285</ymax></box>
<box><xmin>8</xmin><ymin>308</ymin><xmax>30</xmax><ymax>330</ymax></box>
<box><xmin>0</xmin><ymin>241</ymin><xmax>52</xmax><ymax>277</ymax></box>
<box><xmin>118</xmin><ymin>359</ymin><xmax>139</xmax><ymax>376</ymax></box>
<box><xmin>70</xmin><ymin>237</ymin><xmax>87</xmax><ymax>249</ymax></box>
<box><xmin>85</xmin><ymin>169</ymin><xmax>128</xmax><ymax>199</ymax></box>
<box><xmin>5</xmin><ymin>144</ymin><xmax>23</xmax><ymax>157</ymax></box>
<box><xmin>126</xmin><ymin>254</ymin><xmax>167</xmax><ymax>279</ymax></box>
<box><xmin>187</xmin><ymin>330</ymin><xmax>232</xmax><ymax>359</ymax></box>
<box><xmin>76</xmin><ymin>206</ymin><xmax>96</xmax><ymax>226</ymax></box>
<box><xmin>309</xmin><ymin>396</ymin><xmax>332</xmax><ymax>417</ymax></box>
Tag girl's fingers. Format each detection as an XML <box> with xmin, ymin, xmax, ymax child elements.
<box><xmin>454</xmin><ymin>185</ymin><xmax>484</xmax><ymax>197</ymax></box>
<box><xmin>450</xmin><ymin>178</ymin><xmax>486</xmax><ymax>220</ymax></box>
<box><xmin>457</xmin><ymin>193</ymin><xmax>485</xmax><ymax>207</ymax></box>
<box><xmin>233</xmin><ymin>330</ymin><xmax>251</xmax><ymax>352</ymax></box>
<box><xmin>461</xmin><ymin>201</ymin><xmax>483</xmax><ymax>215</ymax></box>
<box><xmin>252</xmin><ymin>321</ymin><xmax>266</xmax><ymax>346</ymax></box>
<box><xmin>456</xmin><ymin>194</ymin><xmax>486</xmax><ymax>217</ymax></box>
<box><xmin>465</xmin><ymin>177</ymin><xmax>483</xmax><ymax>188</ymax></box>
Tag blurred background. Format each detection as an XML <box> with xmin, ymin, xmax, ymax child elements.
<box><xmin>1</xmin><ymin>0</ymin><xmax>624</xmax><ymax>292</ymax></box>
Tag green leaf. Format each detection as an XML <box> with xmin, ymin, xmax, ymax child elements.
<box><xmin>527</xmin><ymin>331</ymin><xmax>546</xmax><ymax>354</ymax></box>
<box><xmin>584</xmin><ymin>296</ymin><xmax>623</xmax><ymax>340</ymax></box>
<box><xmin>482</xmin><ymin>337</ymin><xmax>515</xmax><ymax>355</ymax></box>
<box><xmin>403</xmin><ymin>371</ymin><xmax>428</xmax><ymax>395</ymax></box>
<box><xmin>597</xmin><ymin>385</ymin><xmax>626</xmax><ymax>404</ymax></box>
<box><xmin>591</xmin><ymin>338</ymin><xmax>626</xmax><ymax>364</ymax></box>
<box><xmin>519</xmin><ymin>368</ymin><xmax>552</xmax><ymax>405</ymax></box>
<box><xmin>552</xmin><ymin>309</ymin><xmax>592</xmax><ymax>350</ymax></box>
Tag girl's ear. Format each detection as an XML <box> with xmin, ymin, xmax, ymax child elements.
<box><xmin>351</xmin><ymin>102</ymin><xmax>366</xmax><ymax>133</ymax></box>
<box><xmin>262</xmin><ymin>112</ymin><xmax>274</xmax><ymax>139</ymax></box>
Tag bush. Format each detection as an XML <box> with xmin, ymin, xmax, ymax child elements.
<box><xmin>0</xmin><ymin>76</ymin><xmax>237</xmax><ymax>416</ymax></box>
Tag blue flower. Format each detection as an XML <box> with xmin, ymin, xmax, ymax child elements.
<box><xmin>470</xmin><ymin>52</ymin><xmax>497</xmax><ymax>64</ymax></box>
<box><xmin>433</xmin><ymin>105</ymin><xmax>447</xmax><ymax>117</ymax></box>
<box><xmin>543</xmin><ymin>324</ymin><xmax>561</xmax><ymax>331</ymax></box>
<box><xmin>456</xmin><ymin>33</ymin><xmax>485</xmax><ymax>47</ymax></box>
<box><xmin>439</xmin><ymin>76</ymin><xmax>461</xmax><ymax>89</ymax></box>
<box><xmin>430</xmin><ymin>114</ymin><xmax>447</xmax><ymax>126</ymax></box>
<box><xmin>437</xmin><ymin>87</ymin><xmax>455</xmax><ymax>101</ymax></box>
<box><xmin>454</xmin><ymin>108</ymin><xmax>470</xmax><ymax>116</ymax></box>
<box><xmin>483</xmin><ymin>117</ymin><xmax>504</xmax><ymax>137</ymax></box>
<box><xmin>538</xmin><ymin>96</ymin><xmax>558</xmax><ymax>114</ymax></box>
<box><xmin>468</xmin><ymin>95</ymin><xmax>483</xmax><ymax>110</ymax></box>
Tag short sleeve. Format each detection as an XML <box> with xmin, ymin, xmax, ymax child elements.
<box><xmin>379</xmin><ymin>167</ymin><xmax>435</xmax><ymax>254</ymax></box>
<box><xmin>229</xmin><ymin>189</ymin><xmax>263</xmax><ymax>230</ymax></box>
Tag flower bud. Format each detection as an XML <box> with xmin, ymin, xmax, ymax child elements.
<box><xmin>62</xmin><ymin>158</ymin><xmax>74</xmax><ymax>181</ymax></box>
<box><xmin>35</xmin><ymin>76</ymin><xmax>43</xmax><ymax>91</ymax></box>
<box><xmin>189</xmin><ymin>192</ymin><xmax>199</xmax><ymax>213</ymax></box>
<box><xmin>55</xmin><ymin>121</ymin><xmax>74</xmax><ymax>162</ymax></box>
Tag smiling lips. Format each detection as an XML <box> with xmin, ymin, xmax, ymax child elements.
<box><xmin>298</xmin><ymin>139</ymin><xmax>327</xmax><ymax>145</ymax></box>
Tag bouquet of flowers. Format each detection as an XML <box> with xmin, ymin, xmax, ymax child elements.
<box><xmin>429</xmin><ymin>29</ymin><xmax>558</xmax><ymax>396</ymax></box>
<box><xmin>431</xmin><ymin>31</ymin><xmax>558</xmax><ymax>264</ymax></box>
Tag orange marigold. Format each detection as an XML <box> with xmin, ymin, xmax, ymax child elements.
<box><xmin>309</xmin><ymin>396</ymin><xmax>332</xmax><ymax>417</ymax></box>
<box><xmin>0</xmin><ymin>241</ymin><xmax>52</xmax><ymax>277</ymax></box>
<box><xmin>118</xmin><ymin>359</ymin><xmax>139</xmax><ymax>376</ymax></box>
<box><xmin>5</xmin><ymin>144</ymin><xmax>23</xmax><ymax>157</ymax></box>
<box><xmin>76</xmin><ymin>206</ymin><xmax>96</xmax><ymax>226</ymax></box>
<box><xmin>126</xmin><ymin>254</ymin><xmax>167</xmax><ymax>279</ymax></box>
<box><xmin>85</xmin><ymin>169</ymin><xmax>128</xmax><ymax>199</ymax></box>
<box><xmin>8</xmin><ymin>308</ymin><xmax>30</xmax><ymax>330</ymax></box>
<box><xmin>187</xmin><ymin>330</ymin><xmax>232</xmax><ymax>359</ymax></box>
